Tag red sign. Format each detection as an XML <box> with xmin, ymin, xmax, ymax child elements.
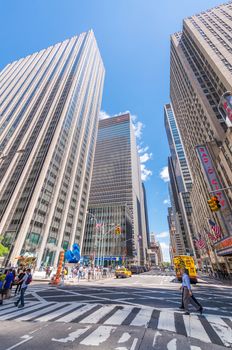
<box><xmin>196</xmin><ymin>146</ymin><xmax>227</xmax><ymax>209</ymax></box>
<box><xmin>214</xmin><ymin>237</ymin><xmax>232</xmax><ymax>256</ymax></box>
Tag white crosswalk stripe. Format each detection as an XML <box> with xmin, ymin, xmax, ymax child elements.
<box><xmin>183</xmin><ymin>314</ymin><xmax>211</xmax><ymax>344</ymax></box>
<box><xmin>80</xmin><ymin>305</ymin><xmax>115</xmax><ymax>324</ymax></box>
<box><xmin>0</xmin><ymin>301</ymin><xmax>231</xmax><ymax>347</ymax></box>
<box><xmin>130</xmin><ymin>308</ymin><xmax>153</xmax><ymax>327</ymax></box>
<box><xmin>158</xmin><ymin>310</ymin><xmax>176</xmax><ymax>332</ymax></box>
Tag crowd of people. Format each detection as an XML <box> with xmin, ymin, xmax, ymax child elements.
<box><xmin>0</xmin><ymin>266</ymin><xmax>32</xmax><ymax>307</ymax></box>
<box><xmin>60</xmin><ymin>265</ymin><xmax>114</xmax><ymax>282</ymax></box>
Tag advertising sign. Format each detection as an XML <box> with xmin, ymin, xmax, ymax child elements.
<box><xmin>196</xmin><ymin>145</ymin><xmax>228</xmax><ymax>210</ymax></box>
<box><xmin>214</xmin><ymin>237</ymin><xmax>232</xmax><ymax>256</ymax></box>
<box><xmin>218</xmin><ymin>92</ymin><xmax>232</xmax><ymax>127</ymax></box>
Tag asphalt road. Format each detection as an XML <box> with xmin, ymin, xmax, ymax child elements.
<box><xmin>0</xmin><ymin>271</ymin><xmax>231</xmax><ymax>350</ymax></box>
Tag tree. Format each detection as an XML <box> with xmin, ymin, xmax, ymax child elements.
<box><xmin>0</xmin><ymin>243</ymin><xmax>9</xmax><ymax>257</ymax></box>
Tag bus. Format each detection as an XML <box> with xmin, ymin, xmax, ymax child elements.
<box><xmin>173</xmin><ymin>255</ymin><xmax>197</xmax><ymax>284</ymax></box>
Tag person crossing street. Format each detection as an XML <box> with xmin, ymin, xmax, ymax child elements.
<box><xmin>180</xmin><ymin>268</ymin><xmax>203</xmax><ymax>315</ymax></box>
<box><xmin>14</xmin><ymin>268</ymin><xmax>32</xmax><ymax>308</ymax></box>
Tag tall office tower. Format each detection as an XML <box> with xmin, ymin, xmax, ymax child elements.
<box><xmin>83</xmin><ymin>114</ymin><xmax>148</xmax><ymax>266</ymax></box>
<box><xmin>167</xmin><ymin>207</ymin><xmax>184</xmax><ymax>262</ymax></box>
<box><xmin>142</xmin><ymin>182</ymin><xmax>150</xmax><ymax>249</ymax></box>
<box><xmin>0</xmin><ymin>31</ymin><xmax>105</xmax><ymax>268</ymax></box>
<box><xmin>170</xmin><ymin>2</ymin><xmax>232</xmax><ymax>273</ymax></box>
<box><xmin>164</xmin><ymin>104</ymin><xmax>199</xmax><ymax>261</ymax></box>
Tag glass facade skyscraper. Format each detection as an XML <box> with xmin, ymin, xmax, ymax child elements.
<box><xmin>0</xmin><ymin>31</ymin><xmax>105</xmax><ymax>268</ymax></box>
<box><xmin>83</xmin><ymin>114</ymin><xmax>148</xmax><ymax>266</ymax></box>
<box><xmin>165</xmin><ymin>104</ymin><xmax>197</xmax><ymax>258</ymax></box>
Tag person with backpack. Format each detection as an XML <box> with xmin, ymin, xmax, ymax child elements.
<box><xmin>0</xmin><ymin>269</ymin><xmax>14</xmax><ymax>305</ymax></box>
<box><xmin>14</xmin><ymin>269</ymin><xmax>26</xmax><ymax>295</ymax></box>
<box><xmin>14</xmin><ymin>268</ymin><xmax>32</xmax><ymax>308</ymax></box>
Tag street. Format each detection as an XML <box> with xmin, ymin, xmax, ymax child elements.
<box><xmin>0</xmin><ymin>271</ymin><xmax>231</xmax><ymax>350</ymax></box>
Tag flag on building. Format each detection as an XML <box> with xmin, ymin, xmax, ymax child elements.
<box><xmin>96</xmin><ymin>223</ymin><xmax>103</xmax><ymax>228</ymax></box>
<box><xmin>193</xmin><ymin>234</ymin><xmax>206</xmax><ymax>250</ymax></box>
<box><xmin>204</xmin><ymin>228</ymin><xmax>217</xmax><ymax>242</ymax></box>
<box><xmin>208</xmin><ymin>219</ymin><xmax>222</xmax><ymax>239</ymax></box>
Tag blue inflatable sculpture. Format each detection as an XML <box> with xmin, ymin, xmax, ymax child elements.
<box><xmin>65</xmin><ymin>243</ymin><xmax>80</xmax><ymax>263</ymax></box>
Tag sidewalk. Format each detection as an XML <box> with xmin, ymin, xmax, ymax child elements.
<box><xmin>32</xmin><ymin>272</ymin><xmax>115</xmax><ymax>285</ymax></box>
<box><xmin>198</xmin><ymin>273</ymin><xmax>232</xmax><ymax>286</ymax></box>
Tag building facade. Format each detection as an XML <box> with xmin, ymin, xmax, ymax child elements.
<box><xmin>148</xmin><ymin>234</ymin><xmax>163</xmax><ymax>266</ymax></box>
<box><xmin>0</xmin><ymin>31</ymin><xmax>105</xmax><ymax>268</ymax></box>
<box><xmin>165</xmin><ymin>103</ymin><xmax>199</xmax><ymax>261</ymax></box>
<box><xmin>82</xmin><ymin>114</ymin><xmax>148</xmax><ymax>266</ymax></box>
<box><xmin>170</xmin><ymin>2</ymin><xmax>232</xmax><ymax>274</ymax></box>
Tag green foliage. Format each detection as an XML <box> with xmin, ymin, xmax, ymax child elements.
<box><xmin>0</xmin><ymin>243</ymin><xmax>9</xmax><ymax>257</ymax></box>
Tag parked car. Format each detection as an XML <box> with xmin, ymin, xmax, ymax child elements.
<box><xmin>115</xmin><ymin>267</ymin><xmax>132</xmax><ymax>278</ymax></box>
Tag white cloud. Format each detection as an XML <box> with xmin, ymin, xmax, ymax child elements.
<box><xmin>99</xmin><ymin>110</ymin><xmax>111</xmax><ymax>120</ymax></box>
<box><xmin>163</xmin><ymin>198</ymin><xmax>170</xmax><ymax>205</ymax></box>
<box><xmin>141</xmin><ymin>164</ymin><xmax>152</xmax><ymax>181</ymax></box>
<box><xmin>131</xmin><ymin>114</ymin><xmax>144</xmax><ymax>139</ymax></box>
<box><xmin>160</xmin><ymin>166</ymin><xmax>170</xmax><ymax>183</ymax></box>
<box><xmin>156</xmin><ymin>231</ymin><xmax>169</xmax><ymax>238</ymax></box>
<box><xmin>140</xmin><ymin>152</ymin><xmax>152</xmax><ymax>164</ymax></box>
<box><xmin>138</xmin><ymin>146</ymin><xmax>149</xmax><ymax>154</ymax></box>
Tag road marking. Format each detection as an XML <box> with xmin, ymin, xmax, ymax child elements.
<box><xmin>80</xmin><ymin>305</ymin><xmax>116</xmax><ymax>324</ymax></box>
<box><xmin>30</xmin><ymin>291</ymin><xmax>48</xmax><ymax>303</ymax></box>
<box><xmin>52</xmin><ymin>326</ymin><xmax>91</xmax><ymax>343</ymax></box>
<box><xmin>167</xmin><ymin>338</ymin><xmax>177</xmax><ymax>350</ymax></box>
<box><xmin>104</xmin><ymin>306</ymin><xmax>133</xmax><ymax>325</ymax></box>
<box><xmin>57</xmin><ymin>304</ymin><xmax>96</xmax><ymax>323</ymax></box>
<box><xmin>183</xmin><ymin>315</ymin><xmax>211</xmax><ymax>343</ymax></box>
<box><xmin>0</xmin><ymin>303</ymin><xmax>34</xmax><ymax>315</ymax></box>
<box><xmin>118</xmin><ymin>332</ymin><xmax>131</xmax><ymax>343</ymax></box>
<box><xmin>152</xmin><ymin>331</ymin><xmax>161</xmax><ymax>347</ymax></box>
<box><xmin>4</xmin><ymin>335</ymin><xmax>33</xmax><ymax>350</ymax></box>
<box><xmin>35</xmin><ymin>303</ymin><xmax>81</xmax><ymax>322</ymax></box>
<box><xmin>80</xmin><ymin>325</ymin><xmax>116</xmax><ymax>346</ymax></box>
<box><xmin>130</xmin><ymin>338</ymin><xmax>138</xmax><ymax>350</ymax></box>
<box><xmin>158</xmin><ymin>311</ymin><xmax>175</xmax><ymax>332</ymax></box>
<box><xmin>130</xmin><ymin>308</ymin><xmax>153</xmax><ymax>327</ymax></box>
<box><xmin>16</xmin><ymin>303</ymin><xmax>64</xmax><ymax>321</ymax></box>
<box><xmin>0</xmin><ymin>303</ymin><xmax>42</xmax><ymax>320</ymax></box>
<box><xmin>206</xmin><ymin>315</ymin><xmax>232</xmax><ymax>347</ymax></box>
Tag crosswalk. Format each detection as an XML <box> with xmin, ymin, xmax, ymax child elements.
<box><xmin>0</xmin><ymin>300</ymin><xmax>231</xmax><ymax>347</ymax></box>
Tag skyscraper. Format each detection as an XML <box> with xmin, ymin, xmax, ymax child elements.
<box><xmin>83</xmin><ymin>114</ymin><xmax>148</xmax><ymax>266</ymax></box>
<box><xmin>170</xmin><ymin>2</ymin><xmax>232</xmax><ymax>273</ymax></box>
<box><xmin>165</xmin><ymin>104</ymin><xmax>198</xmax><ymax>260</ymax></box>
<box><xmin>0</xmin><ymin>31</ymin><xmax>105</xmax><ymax>268</ymax></box>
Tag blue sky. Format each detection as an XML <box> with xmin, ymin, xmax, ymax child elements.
<box><xmin>0</xmin><ymin>0</ymin><xmax>224</xmax><ymax>260</ymax></box>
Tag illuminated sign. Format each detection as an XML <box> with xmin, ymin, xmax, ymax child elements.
<box><xmin>196</xmin><ymin>145</ymin><xmax>228</xmax><ymax>209</ymax></box>
<box><xmin>214</xmin><ymin>237</ymin><xmax>232</xmax><ymax>256</ymax></box>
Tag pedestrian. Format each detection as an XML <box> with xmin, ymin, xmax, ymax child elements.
<box><xmin>14</xmin><ymin>269</ymin><xmax>26</xmax><ymax>295</ymax></box>
<box><xmin>0</xmin><ymin>269</ymin><xmax>14</xmax><ymax>305</ymax></box>
<box><xmin>180</xmin><ymin>268</ymin><xmax>203</xmax><ymax>315</ymax></box>
<box><xmin>14</xmin><ymin>268</ymin><xmax>32</xmax><ymax>308</ymax></box>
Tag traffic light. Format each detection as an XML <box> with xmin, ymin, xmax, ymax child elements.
<box><xmin>207</xmin><ymin>196</ymin><xmax>221</xmax><ymax>212</ymax></box>
<box><xmin>115</xmin><ymin>225</ymin><xmax>121</xmax><ymax>235</ymax></box>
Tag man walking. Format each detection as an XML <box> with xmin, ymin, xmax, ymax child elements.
<box><xmin>181</xmin><ymin>268</ymin><xmax>203</xmax><ymax>315</ymax></box>
<box><xmin>14</xmin><ymin>268</ymin><xmax>32</xmax><ymax>308</ymax></box>
<box><xmin>0</xmin><ymin>269</ymin><xmax>14</xmax><ymax>305</ymax></box>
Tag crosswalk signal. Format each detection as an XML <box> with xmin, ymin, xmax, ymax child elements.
<box><xmin>207</xmin><ymin>196</ymin><xmax>221</xmax><ymax>212</ymax></box>
<box><xmin>115</xmin><ymin>225</ymin><xmax>121</xmax><ymax>235</ymax></box>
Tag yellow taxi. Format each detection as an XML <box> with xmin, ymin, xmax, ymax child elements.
<box><xmin>115</xmin><ymin>267</ymin><xmax>132</xmax><ymax>278</ymax></box>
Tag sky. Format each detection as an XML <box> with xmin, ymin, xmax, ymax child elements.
<box><xmin>0</xmin><ymin>0</ymin><xmax>224</xmax><ymax>261</ymax></box>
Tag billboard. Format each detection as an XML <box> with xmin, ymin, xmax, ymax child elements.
<box><xmin>218</xmin><ymin>91</ymin><xmax>232</xmax><ymax>127</ymax></box>
<box><xmin>196</xmin><ymin>145</ymin><xmax>228</xmax><ymax>210</ymax></box>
